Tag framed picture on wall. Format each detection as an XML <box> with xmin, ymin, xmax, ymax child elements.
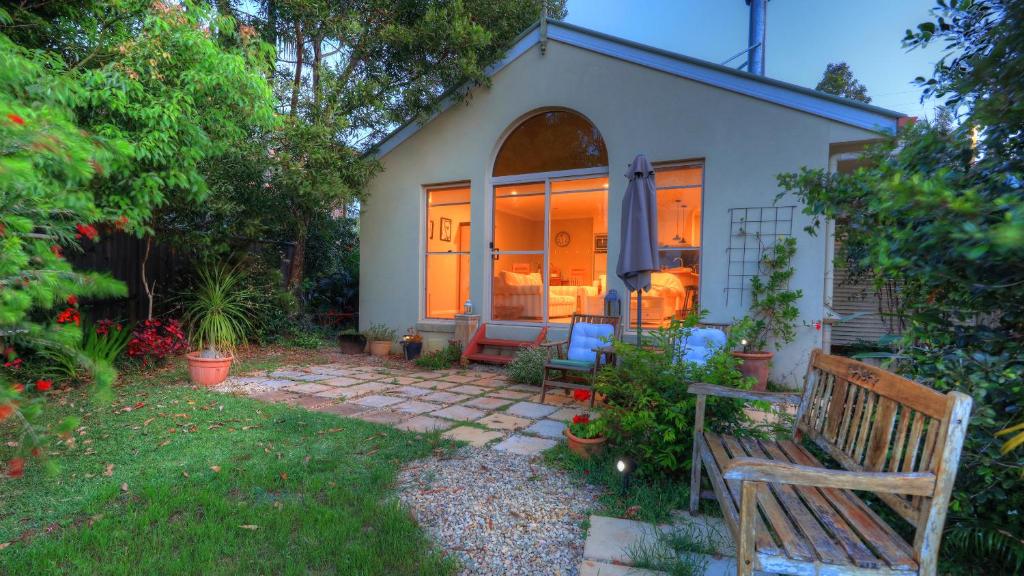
<box><xmin>439</xmin><ymin>217</ymin><xmax>452</xmax><ymax>242</ymax></box>
<box><xmin>594</xmin><ymin>233</ymin><xmax>608</xmax><ymax>253</ymax></box>
<box><xmin>429</xmin><ymin>219</ymin><xmax>434</xmax><ymax>239</ymax></box>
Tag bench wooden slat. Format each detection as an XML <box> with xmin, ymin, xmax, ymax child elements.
<box><xmin>824</xmin><ymin>377</ymin><xmax>850</xmax><ymax>442</ymax></box>
<box><xmin>739</xmin><ymin>438</ymin><xmax>849</xmax><ymax>565</ymax></box>
<box><xmin>704</xmin><ymin>432</ymin><xmax>779</xmax><ymax>554</ymax></box>
<box><xmin>722</xmin><ymin>436</ymin><xmax>817</xmax><ymax>562</ymax></box>
<box><xmin>777</xmin><ymin>440</ymin><xmax>918</xmax><ymax>571</ymax></box>
<box><xmin>853</xmin><ymin>391</ymin><xmax>878</xmax><ymax>464</ymax></box>
<box><xmin>837</xmin><ymin>383</ymin><xmax>860</xmax><ymax>450</ymax></box>
<box><xmin>813</xmin><ymin>353</ymin><xmax>947</xmax><ymax>419</ymax></box>
<box><xmin>888</xmin><ymin>406</ymin><xmax>912</xmax><ymax>473</ymax></box>
<box><xmin>866</xmin><ymin>397</ymin><xmax>899</xmax><ymax>471</ymax></box>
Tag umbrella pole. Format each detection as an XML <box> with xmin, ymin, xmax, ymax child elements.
<box><xmin>636</xmin><ymin>290</ymin><xmax>643</xmax><ymax>346</ymax></box>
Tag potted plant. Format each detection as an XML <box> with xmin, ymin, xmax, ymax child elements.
<box><xmin>363</xmin><ymin>323</ymin><xmax>395</xmax><ymax>357</ymax></box>
<box><xmin>181</xmin><ymin>265</ymin><xmax>260</xmax><ymax>386</ymax></box>
<box><xmin>563</xmin><ymin>414</ymin><xmax>607</xmax><ymax>459</ymax></box>
<box><xmin>337</xmin><ymin>328</ymin><xmax>366</xmax><ymax>354</ymax></box>
<box><xmin>400</xmin><ymin>327</ymin><xmax>423</xmax><ymax>360</ymax></box>
<box><xmin>732</xmin><ymin>238</ymin><xmax>803</xmax><ymax>391</ymax></box>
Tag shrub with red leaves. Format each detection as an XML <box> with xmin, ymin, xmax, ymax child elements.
<box><xmin>56</xmin><ymin>307</ymin><xmax>80</xmax><ymax>326</ymax></box>
<box><xmin>127</xmin><ymin>318</ymin><xmax>188</xmax><ymax>366</ymax></box>
<box><xmin>75</xmin><ymin>223</ymin><xmax>99</xmax><ymax>241</ymax></box>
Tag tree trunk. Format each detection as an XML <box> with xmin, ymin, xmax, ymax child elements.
<box><xmin>290</xmin><ymin>20</ymin><xmax>303</xmax><ymax>116</ymax></box>
<box><xmin>312</xmin><ymin>32</ymin><xmax>322</xmax><ymax>105</ymax></box>
<box><xmin>140</xmin><ymin>235</ymin><xmax>156</xmax><ymax>320</ymax></box>
<box><xmin>288</xmin><ymin>219</ymin><xmax>308</xmax><ymax>292</ymax></box>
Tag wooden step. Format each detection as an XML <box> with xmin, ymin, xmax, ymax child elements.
<box><xmin>465</xmin><ymin>352</ymin><xmax>515</xmax><ymax>365</ymax></box>
<box><xmin>478</xmin><ymin>338</ymin><xmax>534</xmax><ymax>348</ymax></box>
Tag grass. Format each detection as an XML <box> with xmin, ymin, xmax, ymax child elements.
<box><xmin>0</xmin><ymin>353</ymin><xmax>458</xmax><ymax>575</ymax></box>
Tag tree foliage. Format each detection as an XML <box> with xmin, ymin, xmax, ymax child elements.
<box><xmin>780</xmin><ymin>1</ymin><xmax>1024</xmax><ymax>570</ymax></box>
<box><xmin>815</xmin><ymin>62</ymin><xmax>872</xmax><ymax>103</ymax></box>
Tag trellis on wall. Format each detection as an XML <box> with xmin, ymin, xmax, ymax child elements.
<box><xmin>725</xmin><ymin>206</ymin><xmax>796</xmax><ymax>306</ymax></box>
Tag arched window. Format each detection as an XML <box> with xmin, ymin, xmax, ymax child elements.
<box><xmin>493</xmin><ymin>110</ymin><xmax>608</xmax><ymax>177</ymax></box>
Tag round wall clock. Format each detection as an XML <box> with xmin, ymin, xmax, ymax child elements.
<box><xmin>555</xmin><ymin>231</ymin><xmax>571</xmax><ymax>247</ymax></box>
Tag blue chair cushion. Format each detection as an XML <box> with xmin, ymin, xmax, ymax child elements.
<box><xmin>676</xmin><ymin>328</ymin><xmax>727</xmax><ymax>366</ymax></box>
<box><xmin>567</xmin><ymin>322</ymin><xmax>615</xmax><ymax>363</ymax></box>
<box><xmin>548</xmin><ymin>358</ymin><xmax>595</xmax><ymax>371</ymax></box>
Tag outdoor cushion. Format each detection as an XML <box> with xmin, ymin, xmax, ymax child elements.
<box><xmin>676</xmin><ymin>328</ymin><xmax>727</xmax><ymax>366</ymax></box>
<box><xmin>548</xmin><ymin>358</ymin><xmax>594</xmax><ymax>371</ymax></box>
<box><xmin>567</xmin><ymin>322</ymin><xmax>615</xmax><ymax>363</ymax></box>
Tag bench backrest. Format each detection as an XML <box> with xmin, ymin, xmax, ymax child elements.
<box><xmin>794</xmin><ymin>349</ymin><xmax>972</xmax><ymax>567</ymax></box>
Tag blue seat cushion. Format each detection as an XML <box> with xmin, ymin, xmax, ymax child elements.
<box><xmin>549</xmin><ymin>358</ymin><xmax>594</xmax><ymax>371</ymax></box>
<box><xmin>676</xmin><ymin>328</ymin><xmax>727</xmax><ymax>366</ymax></box>
<box><xmin>567</xmin><ymin>322</ymin><xmax>615</xmax><ymax>363</ymax></box>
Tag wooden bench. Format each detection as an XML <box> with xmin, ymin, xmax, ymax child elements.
<box><xmin>689</xmin><ymin>349</ymin><xmax>972</xmax><ymax>576</ymax></box>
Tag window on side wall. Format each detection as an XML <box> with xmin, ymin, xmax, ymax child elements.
<box><xmin>629</xmin><ymin>162</ymin><xmax>703</xmax><ymax>329</ymax></box>
<box><xmin>425</xmin><ymin>184</ymin><xmax>471</xmax><ymax>320</ymax></box>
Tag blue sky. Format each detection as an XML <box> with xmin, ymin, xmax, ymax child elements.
<box><xmin>563</xmin><ymin>0</ymin><xmax>946</xmax><ymax>119</ymax></box>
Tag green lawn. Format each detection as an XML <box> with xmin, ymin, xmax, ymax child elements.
<box><xmin>0</xmin><ymin>357</ymin><xmax>458</xmax><ymax>575</ymax></box>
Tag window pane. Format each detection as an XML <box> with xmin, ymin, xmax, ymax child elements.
<box><xmin>493</xmin><ymin>111</ymin><xmax>608</xmax><ymax>177</ymax></box>
<box><xmin>493</xmin><ymin>254</ymin><xmax>544</xmax><ymax>322</ymax></box>
<box><xmin>426</xmin><ymin>254</ymin><xmax>470</xmax><ymax>319</ymax></box>
<box><xmin>427</xmin><ymin>188</ymin><xmax>470</xmax><ymax>254</ymax></box>
<box><xmin>656</xmin><ymin>165</ymin><xmax>702</xmax><ymax>188</ymax></box>
<box><xmin>551</xmin><ymin>176</ymin><xmax>608</xmax><ymax>193</ymax></box>
<box><xmin>428</xmin><ymin>186</ymin><xmax>470</xmax><ymax>205</ymax></box>
<box><xmin>494</xmin><ymin>184</ymin><xmax>544</xmax><ymax>251</ymax></box>
<box><xmin>549</xmin><ymin>188</ymin><xmax>608</xmax><ymax>321</ymax></box>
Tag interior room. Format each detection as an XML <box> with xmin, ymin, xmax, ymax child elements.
<box><xmin>424</xmin><ymin>185</ymin><xmax>471</xmax><ymax>319</ymax></box>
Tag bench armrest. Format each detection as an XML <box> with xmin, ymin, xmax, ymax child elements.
<box><xmin>687</xmin><ymin>383</ymin><xmax>801</xmax><ymax>405</ymax></box>
<box><xmin>722</xmin><ymin>457</ymin><xmax>937</xmax><ymax>496</ymax></box>
<box><xmin>540</xmin><ymin>340</ymin><xmax>568</xmax><ymax>348</ymax></box>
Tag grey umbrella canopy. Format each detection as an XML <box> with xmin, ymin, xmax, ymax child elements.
<box><xmin>616</xmin><ymin>154</ymin><xmax>659</xmax><ymax>344</ymax></box>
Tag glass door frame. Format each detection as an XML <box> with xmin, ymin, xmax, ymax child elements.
<box><xmin>490</xmin><ymin>166</ymin><xmax>609</xmax><ymax>326</ymax></box>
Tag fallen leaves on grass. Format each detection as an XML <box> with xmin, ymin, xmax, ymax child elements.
<box><xmin>238</xmin><ymin>525</ymin><xmax>258</xmax><ymax>531</ymax></box>
<box><xmin>103</xmin><ymin>463</ymin><xmax>114</xmax><ymax>477</ymax></box>
<box><xmin>210</xmin><ymin>466</ymin><xmax>221</xmax><ymax>473</ymax></box>
<box><xmin>120</xmin><ymin>483</ymin><xmax>128</xmax><ymax>492</ymax></box>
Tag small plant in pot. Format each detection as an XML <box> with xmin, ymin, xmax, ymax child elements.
<box><xmin>363</xmin><ymin>323</ymin><xmax>396</xmax><ymax>357</ymax></box>
<box><xmin>563</xmin><ymin>413</ymin><xmax>607</xmax><ymax>459</ymax></box>
<box><xmin>733</xmin><ymin>237</ymin><xmax>802</xmax><ymax>391</ymax></box>
<box><xmin>337</xmin><ymin>328</ymin><xmax>366</xmax><ymax>354</ymax></box>
<box><xmin>181</xmin><ymin>265</ymin><xmax>260</xmax><ymax>387</ymax></box>
<box><xmin>400</xmin><ymin>327</ymin><xmax>423</xmax><ymax>361</ymax></box>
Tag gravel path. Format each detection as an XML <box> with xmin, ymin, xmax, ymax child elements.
<box><xmin>398</xmin><ymin>447</ymin><xmax>600</xmax><ymax>576</ymax></box>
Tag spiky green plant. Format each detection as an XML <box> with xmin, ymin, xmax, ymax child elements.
<box><xmin>181</xmin><ymin>265</ymin><xmax>261</xmax><ymax>358</ymax></box>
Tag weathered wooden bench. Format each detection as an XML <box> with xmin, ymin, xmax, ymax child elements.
<box><xmin>689</xmin><ymin>349</ymin><xmax>972</xmax><ymax>576</ymax></box>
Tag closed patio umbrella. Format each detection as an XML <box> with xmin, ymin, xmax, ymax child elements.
<box><xmin>616</xmin><ymin>154</ymin><xmax>659</xmax><ymax>345</ymax></box>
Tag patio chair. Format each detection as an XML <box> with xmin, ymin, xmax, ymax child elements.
<box><xmin>674</xmin><ymin>326</ymin><xmax>727</xmax><ymax>365</ymax></box>
<box><xmin>540</xmin><ymin>313</ymin><xmax>621</xmax><ymax>408</ymax></box>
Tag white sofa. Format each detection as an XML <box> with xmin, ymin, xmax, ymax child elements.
<box><xmin>493</xmin><ymin>270</ymin><xmax>598</xmax><ymax>319</ymax></box>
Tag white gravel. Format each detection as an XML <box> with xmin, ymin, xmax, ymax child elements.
<box><xmin>398</xmin><ymin>446</ymin><xmax>600</xmax><ymax>576</ymax></box>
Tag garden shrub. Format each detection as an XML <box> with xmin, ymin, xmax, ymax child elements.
<box><xmin>126</xmin><ymin>319</ymin><xmax>188</xmax><ymax>367</ymax></box>
<box><xmin>506</xmin><ymin>346</ymin><xmax>549</xmax><ymax>386</ymax></box>
<box><xmin>596</xmin><ymin>315</ymin><xmax>752</xmax><ymax>477</ymax></box>
<box><xmin>415</xmin><ymin>342</ymin><xmax>462</xmax><ymax>370</ymax></box>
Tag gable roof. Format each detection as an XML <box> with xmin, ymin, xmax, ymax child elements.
<box><xmin>371</xmin><ymin>19</ymin><xmax>905</xmax><ymax>158</ymax></box>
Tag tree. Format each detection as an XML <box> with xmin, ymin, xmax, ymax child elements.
<box><xmin>815</xmin><ymin>62</ymin><xmax>872</xmax><ymax>102</ymax></box>
<box><xmin>780</xmin><ymin>1</ymin><xmax>1024</xmax><ymax>570</ymax></box>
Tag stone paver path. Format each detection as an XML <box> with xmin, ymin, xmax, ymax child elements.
<box><xmin>217</xmin><ymin>359</ymin><xmax>600</xmax><ymax>455</ymax></box>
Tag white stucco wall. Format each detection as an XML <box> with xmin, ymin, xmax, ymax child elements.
<box><xmin>360</xmin><ymin>39</ymin><xmax>880</xmax><ymax>388</ymax></box>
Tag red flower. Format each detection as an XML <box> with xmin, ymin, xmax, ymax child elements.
<box><xmin>572</xmin><ymin>414</ymin><xmax>590</xmax><ymax>425</ymax></box>
<box><xmin>573</xmin><ymin>390</ymin><xmax>592</xmax><ymax>402</ymax></box>
<box><xmin>56</xmin><ymin>307</ymin><xmax>80</xmax><ymax>326</ymax></box>
<box><xmin>35</xmin><ymin>379</ymin><xmax>53</xmax><ymax>392</ymax></box>
<box><xmin>6</xmin><ymin>113</ymin><xmax>24</xmax><ymax>126</ymax></box>
<box><xmin>67</xmin><ymin>294</ymin><xmax>79</xmax><ymax>306</ymax></box>
<box><xmin>7</xmin><ymin>457</ymin><xmax>25</xmax><ymax>478</ymax></box>
<box><xmin>11</xmin><ymin>383</ymin><xmax>24</xmax><ymax>393</ymax></box>
<box><xmin>75</xmin><ymin>223</ymin><xmax>99</xmax><ymax>241</ymax></box>
<box><xmin>115</xmin><ymin>215</ymin><xmax>129</xmax><ymax>230</ymax></box>
<box><xmin>31</xmin><ymin>447</ymin><xmax>41</xmax><ymax>458</ymax></box>
<box><xmin>814</xmin><ymin>321</ymin><xmax>822</xmax><ymax>331</ymax></box>
<box><xmin>50</xmin><ymin>244</ymin><xmax>63</xmax><ymax>258</ymax></box>
<box><xmin>0</xmin><ymin>404</ymin><xmax>13</xmax><ymax>421</ymax></box>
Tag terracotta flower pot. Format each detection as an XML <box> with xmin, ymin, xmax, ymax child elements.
<box><xmin>563</xmin><ymin>428</ymin><xmax>608</xmax><ymax>460</ymax></box>
<box><xmin>186</xmin><ymin>352</ymin><xmax>234</xmax><ymax>387</ymax></box>
<box><xmin>732</xmin><ymin>350</ymin><xmax>773</xmax><ymax>392</ymax></box>
<box><xmin>368</xmin><ymin>340</ymin><xmax>392</xmax><ymax>357</ymax></box>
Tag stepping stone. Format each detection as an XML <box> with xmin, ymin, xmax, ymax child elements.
<box><xmin>396</xmin><ymin>415</ymin><xmax>451</xmax><ymax>432</ymax></box>
<box><xmin>305</xmin><ymin>365</ymin><xmax>348</xmax><ymax>375</ymax></box>
<box><xmin>345</xmin><ymin>382</ymin><xmax>395</xmax><ymax>397</ymax></box>
<box><xmin>449</xmin><ymin>384</ymin><xmax>489</xmax><ymax>396</ymax></box>
<box><xmin>525</xmin><ymin>419</ymin><xmax>566</xmax><ymax>439</ymax></box>
<box><xmin>270</xmin><ymin>370</ymin><xmax>308</xmax><ymax>379</ymax></box>
<box><xmin>291</xmin><ymin>395</ymin><xmax>330</xmax><ymax>409</ymax></box>
<box><xmin>493</xmin><ymin>434</ymin><xmax>556</xmax><ymax>455</ymax></box>
<box><xmin>321</xmin><ymin>376</ymin><xmax>360</xmax><ymax>387</ymax></box>
<box><xmin>312</xmin><ymin>403</ymin><xmax>370</xmax><ymax>417</ymax></box>
<box><xmin>393</xmin><ymin>400</ymin><xmax>444</xmax><ymax>415</ymax></box>
<box><xmin>351</xmin><ymin>395</ymin><xmax>405</xmax><ymax>408</ymax></box>
<box><xmin>354</xmin><ymin>410</ymin><xmax>408</xmax><ymax>425</ymax></box>
<box><xmin>286</xmin><ymin>383</ymin><xmax>334</xmax><ymax>395</ymax></box>
<box><xmin>442</xmin><ymin>426</ymin><xmax>504</xmax><ymax>447</ymax></box>
<box><xmin>583</xmin><ymin>516</ymin><xmax>661</xmax><ymax>565</ymax></box>
<box><xmin>489</xmin><ymin>389</ymin><xmax>533</xmax><ymax>400</ymax></box>
<box><xmin>422</xmin><ymin>391</ymin><xmax>470</xmax><ymax>404</ymax></box>
<box><xmin>431</xmin><ymin>405</ymin><xmax>486</xmax><ymax>422</ymax></box>
<box><xmin>578</xmin><ymin>561</ymin><xmax>666</xmax><ymax>576</ymax></box>
<box><xmin>251</xmin><ymin>390</ymin><xmax>299</xmax><ymax>404</ymax></box>
<box><xmin>549</xmin><ymin>407</ymin><xmax>593</xmax><ymax>422</ymax></box>
<box><xmin>463</xmin><ymin>397</ymin><xmax>512</xmax><ymax>411</ymax></box>
<box><xmin>430</xmin><ymin>380</ymin><xmax>464</xmax><ymax>390</ymax></box>
<box><xmin>531</xmin><ymin>393</ymin><xmax>579</xmax><ymax>406</ymax></box>
<box><xmin>259</xmin><ymin>379</ymin><xmax>298</xmax><ymax>390</ymax></box>
<box><xmin>379</xmin><ymin>376</ymin><xmax>419</xmax><ymax>385</ymax></box>
<box><xmin>477</xmin><ymin>413</ymin><xmax>532</xmax><ymax>431</ymax></box>
<box><xmin>313</xmin><ymin>387</ymin><xmax>349</xmax><ymax>399</ymax></box>
<box><xmin>409</xmin><ymin>371</ymin><xmax>444</xmax><ymax>379</ymax></box>
<box><xmin>506</xmin><ymin>401</ymin><xmax>558</xmax><ymax>419</ymax></box>
<box><xmin>230</xmin><ymin>377</ymin><xmax>269</xmax><ymax>385</ymax></box>
<box><xmin>440</xmin><ymin>374</ymin><xmax>478</xmax><ymax>383</ymax></box>
<box><xmin>468</xmin><ymin>378</ymin><xmax>504</xmax><ymax>389</ymax></box>
<box><xmin>507</xmin><ymin>384</ymin><xmax>540</xmax><ymax>392</ymax></box>
<box><xmin>393</xmin><ymin>386</ymin><xmax>431</xmax><ymax>398</ymax></box>
<box><xmin>293</xmin><ymin>372</ymin><xmax>333</xmax><ymax>382</ymax></box>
